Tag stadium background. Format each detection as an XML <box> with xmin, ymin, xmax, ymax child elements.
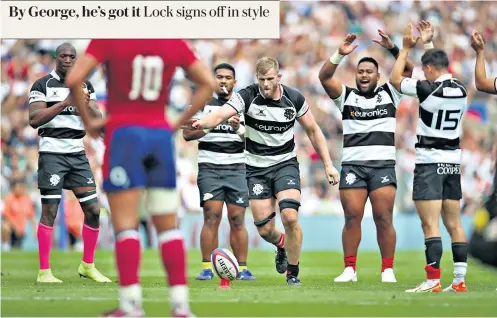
<box><xmin>1</xmin><ymin>1</ymin><xmax>496</xmax><ymax>251</ymax></box>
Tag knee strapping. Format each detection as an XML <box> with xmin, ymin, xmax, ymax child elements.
<box><xmin>279</xmin><ymin>199</ymin><xmax>300</xmax><ymax>213</ymax></box>
<box><xmin>40</xmin><ymin>189</ymin><xmax>61</xmax><ymax>205</ymax></box>
<box><xmin>254</xmin><ymin>211</ymin><xmax>276</xmax><ymax>227</ymax></box>
<box><xmin>76</xmin><ymin>189</ymin><xmax>98</xmax><ymax>207</ymax></box>
<box><xmin>146</xmin><ymin>188</ymin><xmax>179</xmax><ymax>215</ymax></box>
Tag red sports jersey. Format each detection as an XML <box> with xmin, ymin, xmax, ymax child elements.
<box><xmin>85</xmin><ymin>39</ymin><xmax>199</xmax><ymax>131</ymax></box>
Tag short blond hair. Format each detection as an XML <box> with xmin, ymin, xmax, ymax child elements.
<box><xmin>255</xmin><ymin>57</ymin><xmax>279</xmax><ymax>75</ymax></box>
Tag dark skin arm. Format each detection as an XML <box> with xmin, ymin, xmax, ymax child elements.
<box><xmin>29</xmin><ymin>99</ymin><xmax>70</xmax><ymax>129</ymax></box>
<box><xmin>183</xmin><ymin>128</ymin><xmax>207</xmax><ymax>141</ymax></box>
<box><xmin>88</xmin><ymin>100</ymin><xmax>102</xmax><ymax>118</ymax></box>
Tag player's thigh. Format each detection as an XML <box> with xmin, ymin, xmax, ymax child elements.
<box><xmin>249</xmin><ymin>197</ymin><xmax>275</xmax><ymax>231</ymax></box>
<box><xmin>224</xmin><ymin>169</ymin><xmax>249</xmax><ymax>209</ymax></box>
<box><xmin>145</xmin><ymin>128</ymin><xmax>177</xmax><ymax>190</ymax></box>
<box><xmin>339</xmin><ymin>165</ymin><xmax>368</xmax><ymax>218</ymax></box>
<box><xmin>197</xmin><ymin>169</ymin><xmax>226</xmax><ymax>208</ymax></box>
<box><xmin>37</xmin><ymin>153</ymin><xmax>70</xmax><ymax>193</ymax></box>
<box><xmin>107</xmin><ymin>189</ymin><xmax>143</xmax><ymax>232</ymax></box>
<box><xmin>202</xmin><ymin>199</ymin><xmax>225</xmax><ymax>227</ymax></box>
<box><xmin>102</xmin><ymin>127</ymin><xmax>148</xmax><ymax>192</ymax></box>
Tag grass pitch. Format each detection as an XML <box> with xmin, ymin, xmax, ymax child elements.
<box><xmin>2</xmin><ymin>249</ymin><xmax>497</xmax><ymax>317</ymax></box>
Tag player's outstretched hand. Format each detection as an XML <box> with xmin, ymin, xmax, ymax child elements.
<box><xmin>471</xmin><ymin>30</ymin><xmax>485</xmax><ymax>52</ymax></box>
<box><xmin>372</xmin><ymin>30</ymin><xmax>395</xmax><ymax>49</ymax></box>
<box><xmin>326</xmin><ymin>165</ymin><xmax>340</xmax><ymax>186</ymax></box>
<box><xmin>417</xmin><ymin>20</ymin><xmax>434</xmax><ymax>44</ymax></box>
<box><xmin>228</xmin><ymin>115</ymin><xmax>240</xmax><ymax>131</ymax></box>
<box><xmin>402</xmin><ymin>24</ymin><xmax>420</xmax><ymax>50</ymax></box>
<box><xmin>178</xmin><ymin>118</ymin><xmax>198</xmax><ymax>130</ymax></box>
<box><xmin>338</xmin><ymin>34</ymin><xmax>359</xmax><ymax>55</ymax></box>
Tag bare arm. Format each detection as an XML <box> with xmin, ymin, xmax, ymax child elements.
<box><xmin>297</xmin><ymin>109</ymin><xmax>339</xmax><ymax>185</ymax></box>
<box><xmin>297</xmin><ymin>110</ymin><xmax>333</xmax><ymax>169</ymax></box>
<box><xmin>183</xmin><ymin>128</ymin><xmax>207</xmax><ymax>141</ymax></box>
<box><xmin>29</xmin><ymin>100</ymin><xmax>69</xmax><ymax>129</ymax></box>
<box><xmin>194</xmin><ymin>104</ymin><xmax>238</xmax><ymax>129</ymax></box>
<box><xmin>372</xmin><ymin>29</ymin><xmax>415</xmax><ymax>78</ymax></box>
<box><xmin>390</xmin><ymin>24</ymin><xmax>420</xmax><ymax>92</ymax></box>
<box><xmin>175</xmin><ymin>60</ymin><xmax>217</xmax><ymax>130</ymax></box>
<box><xmin>88</xmin><ymin>100</ymin><xmax>103</xmax><ymax>118</ymax></box>
<box><xmin>471</xmin><ymin>30</ymin><xmax>497</xmax><ymax>94</ymax></box>
<box><xmin>66</xmin><ymin>54</ymin><xmax>99</xmax><ymax>130</ymax></box>
<box><xmin>318</xmin><ymin>34</ymin><xmax>359</xmax><ymax>99</ymax></box>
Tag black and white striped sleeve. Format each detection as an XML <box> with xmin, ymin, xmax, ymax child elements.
<box><xmin>226</xmin><ymin>85</ymin><xmax>256</xmax><ymax>114</ymax></box>
<box><xmin>28</xmin><ymin>79</ymin><xmax>46</xmax><ymax>104</ymax></box>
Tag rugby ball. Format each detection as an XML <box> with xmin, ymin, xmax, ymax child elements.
<box><xmin>211</xmin><ymin>248</ymin><xmax>239</xmax><ymax>281</ymax></box>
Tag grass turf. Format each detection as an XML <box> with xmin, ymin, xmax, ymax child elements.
<box><xmin>2</xmin><ymin>249</ymin><xmax>497</xmax><ymax>317</ymax></box>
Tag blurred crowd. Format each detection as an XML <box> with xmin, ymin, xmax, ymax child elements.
<box><xmin>1</xmin><ymin>1</ymin><xmax>497</xmax><ymax>248</ymax></box>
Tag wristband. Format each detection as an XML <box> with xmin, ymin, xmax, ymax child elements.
<box><xmin>236</xmin><ymin>125</ymin><xmax>245</xmax><ymax>136</ymax></box>
<box><xmin>424</xmin><ymin>42</ymin><xmax>434</xmax><ymax>49</ymax></box>
<box><xmin>388</xmin><ymin>45</ymin><xmax>400</xmax><ymax>57</ymax></box>
<box><xmin>329</xmin><ymin>51</ymin><xmax>345</xmax><ymax>65</ymax></box>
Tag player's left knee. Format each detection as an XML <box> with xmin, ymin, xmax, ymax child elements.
<box><xmin>77</xmin><ymin>189</ymin><xmax>100</xmax><ymax>227</ymax></box>
<box><xmin>279</xmin><ymin>199</ymin><xmax>300</xmax><ymax>227</ymax></box>
<box><xmin>373</xmin><ymin>212</ymin><xmax>393</xmax><ymax>229</ymax></box>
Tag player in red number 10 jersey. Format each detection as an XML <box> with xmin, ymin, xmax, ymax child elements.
<box><xmin>66</xmin><ymin>39</ymin><xmax>216</xmax><ymax>317</ymax></box>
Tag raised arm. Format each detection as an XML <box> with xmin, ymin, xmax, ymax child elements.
<box><xmin>372</xmin><ymin>29</ymin><xmax>415</xmax><ymax>78</ymax></box>
<box><xmin>390</xmin><ymin>24</ymin><xmax>420</xmax><ymax>92</ymax></box>
<box><xmin>471</xmin><ymin>30</ymin><xmax>497</xmax><ymax>94</ymax></box>
<box><xmin>318</xmin><ymin>34</ymin><xmax>359</xmax><ymax>99</ymax></box>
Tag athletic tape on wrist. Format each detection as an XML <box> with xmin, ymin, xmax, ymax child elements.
<box><xmin>424</xmin><ymin>42</ymin><xmax>434</xmax><ymax>49</ymax></box>
<box><xmin>329</xmin><ymin>51</ymin><xmax>345</xmax><ymax>65</ymax></box>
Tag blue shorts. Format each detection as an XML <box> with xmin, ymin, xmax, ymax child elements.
<box><xmin>102</xmin><ymin>126</ymin><xmax>176</xmax><ymax>192</ymax></box>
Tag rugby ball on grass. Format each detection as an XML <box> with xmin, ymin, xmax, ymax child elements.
<box><xmin>211</xmin><ymin>248</ymin><xmax>239</xmax><ymax>281</ymax></box>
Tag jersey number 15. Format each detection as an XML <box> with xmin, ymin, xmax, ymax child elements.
<box><xmin>128</xmin><ymin>55</ymin><xmax>164</xmax><ymax>102</ymax></box>
<box><xmin>432</xmin><ymin>109</ymin><xmax>462</xmax><ymax>131</ymax></box>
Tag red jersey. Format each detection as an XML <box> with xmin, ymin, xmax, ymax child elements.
<box><xmin>84</xmin><ymin>39</ymin><xmax>199</xmax><ymax>131</ymax></box>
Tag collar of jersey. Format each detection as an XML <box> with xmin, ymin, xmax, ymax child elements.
<box><xmin>50</xmin><ymin>69</ymin><xmax>62</xmax><ymax>82</ymax></box>
<box><xmin>434</xmin><ymin>73</ymin><xmax>453</xmax><ymax>82</ymax></box>
<box><xmin>355</xmin><ymin>85</ymin><xmax>381</xmax><ymax>99</ymax></box>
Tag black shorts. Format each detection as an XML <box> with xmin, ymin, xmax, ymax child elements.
<box><xmin>413</xmin><ymin>163</ymin><xmax>462</xmax><ymax>201</ymax></box>
<box><xmin>37</xmin><ymin>153</ymin><xmax>96</xmax><ymax>192</ymax></box>
<box><xmin>339</xmin><ymin>165</ymin><xmax>397</xmax><ymax>192</ymax></box>
<box><xmin>197</xmin><ymin>165</ymin><xmax>249</xmax><ymax>208</ymax></box>
<box><xmin>246</xmin><ymin>158</ymin><xmax>301</xmax><ymax>200</ymax></box>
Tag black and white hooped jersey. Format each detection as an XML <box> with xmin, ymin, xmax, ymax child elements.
<box><xmin>400</xmin><ymin>73</ymin><xmax>467</xmax><ymax>164</ymax></box>
<box><xmin>226</xmin><ymin>83</ymin><xmax>309</xmax><ymax>168</ymax></box>
<box><xmin>332</xmin><ymin>82</ymin><xmax>403</xmax><ymax>167</ymax></box>
<box><xmin>29</xmin><ymin>70</ymin><xmax>96</xmax><ymax>154</ymax></box>
<box><xmin>193</xmin><ymin>96</ymin><xmax>245</xmax><ymax>167</ymax></box>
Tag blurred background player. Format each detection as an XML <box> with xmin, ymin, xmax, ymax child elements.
<box><xmin>66</xmin><ymin>39</ymin><xmax>216</xmax><ymax>317</ymax></box>
<box><xmin>468</xmin><ymin>30</ymin><xmax>497</xmax><ymax>275</ymax></box>
<box><xmin>191</xmin><ymin>57</ymin><xmax>340</xmax><ymax>286</ymax></box>
<box><xmin>28</xmin><ymin>43</ymin><xmax>110</xmax><ymax>284</ymax></box>
<box><xmin>318</xmin><ymin>24</ymin><xmax>431</xmax><ymax>282</ymax></box>
<box><xmin>182</xmin><ymin>63</ymin><xmax>255</xmax><ymax>281</ymax></box>
<box><xmin>390</xmin><ymin>24</ymin><xmax>469</xmax><ymax>293</ymax></box>
<box><xmin>1</xmin><ymin>178</ymin><xmax>36</xmax><ymax>251</ymax></box>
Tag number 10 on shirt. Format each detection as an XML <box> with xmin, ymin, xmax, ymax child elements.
<box><xmin>129</xmin><ymin>55</ymin><xmax>164</xmax><ymax>102</ymax></box>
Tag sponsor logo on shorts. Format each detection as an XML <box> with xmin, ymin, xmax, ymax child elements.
<box><xmin>87</xmin><ymin>177</ymin><xmax>94</xmax><ymax>184</ymax></box>
<box><xmin>203</xmin><ymin>193</ymin><xmax>213</xmax><ymax>201</ymax></box>
<box><xmin>287</xmin><ymin>179</ymin><xmax>296</xmax><ymax>185</ymax></box>
<box><xmin>236</xmin><ymin>197</ymin><xmax>244</xmax><ymax>204</ymax></box>
<box><xmin>436</xmin><ymin>163</ymin><xmax>460</xmax><ymax>175</ymax></box>
<box><xmin>381</xmin><ymin>176</ymin><xmax>390</xmax><ymax>183</ymax></box>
